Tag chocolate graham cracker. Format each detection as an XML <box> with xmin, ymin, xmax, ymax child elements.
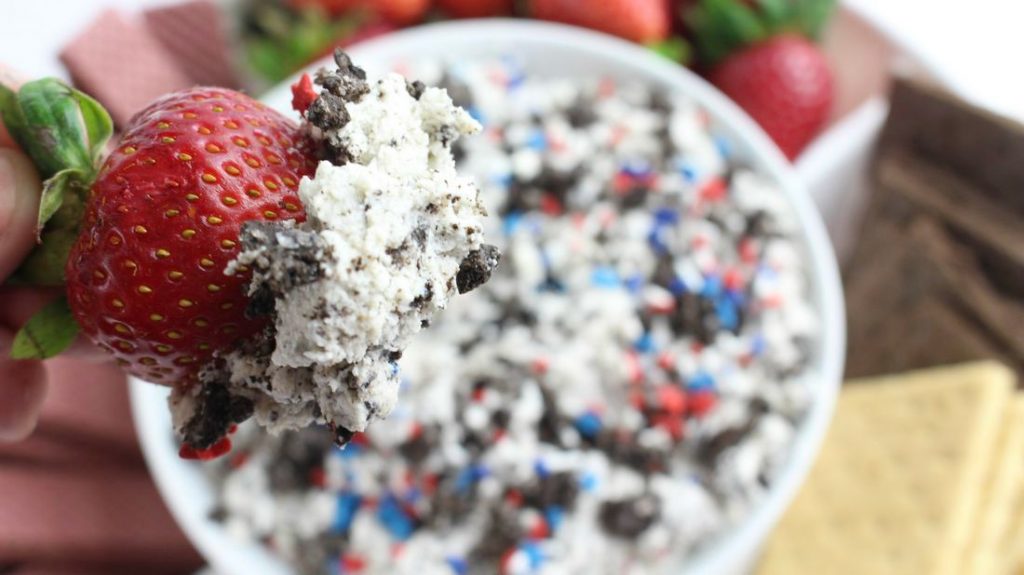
<box><xmin>845</xmin><ymin>78</ymin><xmax>1024</xmax><ymax>379</ymax></box>
<box><xmin>845</xmin><ymin>217</ymin><xmax>1024</xmax><ymax>378</ymax></box>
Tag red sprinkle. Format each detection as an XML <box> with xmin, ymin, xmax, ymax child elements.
<box><xmin>657</xmin><ymin>385</ymin><xmax>687</xmax><ymax>415</ymax></box>
<box><xmin>500</xmin><ymin>548</ymin><xmax>518</xmax><ymax>574</ymax></box>
<box><xmin>699</xmin><ymin>177</ymin><xmax>727</xmax><ymax>202</ymax></box>
<box><xmin>653</xmin><ymin>413</ymin><xmax>684</xmax><ymax>440</ymax></box>
<box><xmin>531</xmin><ymin>357</ymin><xmax>549</xmax><ymax>375</ymax></box>
<box><xmin>390</xmin><ymin>543</ymin><xmax>405</xmax><ymax>559</ymax></box>
<box><xmin>528</xmin><ymin>517</ymin><xmax>550</xmax><ymax>540</ymax></box>
<box><xmin>229</xmin><ymin>451</ymin><xmax>250</xmax><ymax>469</ymax></box>
<box><xmin>290</xmin><ymin>73</ymin><xmax>317</xmax><ymax>115</ymax></box>
<box><xmin>409</xmin><ymin>421</ymin><xmax>423</xmax><ymax>439</ymax></box>
<box><xmin>505</xmin><ymin>489</ymin><xmax>523</xmax><ymax>507</ymax></box>
<box><xmin>179</xmin><ymin>436</ymin><xmax>232</xmax><ymax>460</ymax></box>
<box><xmin>657</xmin><ymin>352</ymin><xmax>676</xmax><ymax>370</ymax></box>
<box><xmin>341</xmin><ymin>553</ymin><xmax>366</xmax><ymax>572</ymax></box>
<box><xmin>723</xmin><ymin>267</ymin><xmax>744</xmax><ymax>291</ymax></box>
<box><xmin>228</xmin><ymin>424</ymin><xmax>238</xmax><ymax>434</ymax></box>
<box><xmin>689</xmin><ymin>391</ymin><xmax>718</xmax><ymax>417</ymax></box>
<box><xmin>492</xmin><ymin>428</ymin><xmax>507</xmax><ymax>442</ymax></box>
<box><xmin>422</xmin><ymin>473</ymin><xmax>440</xmax><ymax>495</ymax></box>
<box><xmin>309</xmin><ymin>467</ymin><xmax>327</xmax><ymax>488</ymax></box>
<box><xmin>739</xmin><ymin>238</ymin><xmax>758</xmax><ymax>263</ymax></box>
<box><xmin>539</xmin><ymin>194</ymin><xmax>563</xmax><ymax>216</ymax></box>
<box><xmin>626</xmin><ymin>351</ymin><xmax>644</xmax><ymax>384</ymax></box>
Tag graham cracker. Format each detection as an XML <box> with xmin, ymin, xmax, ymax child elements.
<box><xmin>964</xmin><ymin>396</ymin><xmax>1024</xmax><ymax>575</ymax></box>
<box><xmin>757</xmin><ymin>362</ymin><xmax>1015</xmax><ymax>575</ymax></box>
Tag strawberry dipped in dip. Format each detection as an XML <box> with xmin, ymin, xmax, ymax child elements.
<box><xmin>0</xmin><ymin>50</ymin><xmax>497</xmax><ymax>459</ymax></box>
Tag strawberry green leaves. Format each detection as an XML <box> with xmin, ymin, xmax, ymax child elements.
<box><xmin>0</xmin><ymin>79</ymin><xmax>111</xmax><ymax>287</ymax></box>
<box><xmin>0</xmin><ymin>78</ymin><xmax>113</xmax><ymax>357</ymax></box>
<box><xmin>0</xmin><ymin>79</ymin><xmax>111</xmax><ymax>179</ymax></box>
<box><xmin>686</xmin><ymin>0</ymin><xmax>836</xmax><ymax>66</ymax></box>
<box><xmin>9</xmin><ymin>297</ymin><xmax>79</xmax><ymax>360</ymax></box>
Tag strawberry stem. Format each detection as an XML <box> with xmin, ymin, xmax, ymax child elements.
<box><xmin>0</xmin><ymin>78</ymin><xmax>112</xmax><ymax>358</ymax></box>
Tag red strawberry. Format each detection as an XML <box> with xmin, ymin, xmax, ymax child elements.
<box><xmin>437</xmin><ymin>0</ymin><xmax>512</xmax><ymax>18</ymax></box>
<box><xmin>371</xmin><ymin>0</ymin><xmax>431</xmax><ymax>25</ymax></box>
<box><xmin>710</xmin><ymin>35</ymin><xmax>832</xmax><ymax>159</ymax></box>
<box><xmin>531</xmin><ymin>0</ymin><xmax>670</xmax><ymax>44</ymax></box>
<box><xmin>64</xmin><ymin>88</ymin><xmax>315</xmax><ymax>385</ymax></box>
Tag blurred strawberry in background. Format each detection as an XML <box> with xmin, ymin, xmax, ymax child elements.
<box><xmin>686</xmin><ymin>0</ymin><xmax>836</xmax><ymax>159</ymax></box>
<box><xmin>531</xmin><ymin>0</ymin><xmax>671</xmax><ymax>43</ymax></box>
<box><xmin>437</xmin><ymin>0</ymin><xmax>513</xmax><ymax>18</ymax></box>
<box><xmin>238</xmin><ymin>0</ymin><xmax>833</xmax><ymax>159</ymax></box>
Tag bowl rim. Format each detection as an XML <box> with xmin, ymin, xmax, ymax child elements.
<box><xmin>132</xmin><ymin>18</ymin><xmax>845</xmax><ymax>575</ymax></box>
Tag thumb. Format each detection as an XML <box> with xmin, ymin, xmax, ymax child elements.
<box><xmin>0</xmin><ymin>148</ymin><xmax>41</xmax><ymax>281</ymax></box>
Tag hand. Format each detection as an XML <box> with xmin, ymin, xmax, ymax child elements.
<box><xmin>0</xmin><ymin>66</ymin><xmax>106</xmax><ymax>441</ymax></box>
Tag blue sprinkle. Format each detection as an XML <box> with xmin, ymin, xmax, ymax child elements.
<box><xmin>647</xmin><ymin>228</ymin><xmax>669</xmax><ymax>255</ymax></box>
<box><xmin>714</xmin><ymin>135</ymin><xmax>732</xmax><ymax>158</ymax></box>
<box><xmin>750</xmin><ymin>334</ymin><xmax>766</xmax><ymax>357</ymax></box>
<box><xmin>390</xmin><ymin>362</ymin><xmax>399</xmax><ymax>376</ymax></box>
<box><xmin>591</xmin><ymin>266</ymin><xmax>620</xmax><ymax>288</ymax></box>
<box><xmin>727</xmin><ymin>288</ymin><xmax>746</xmax><ymax>308</ymax></box>
<box><xmin>332</xmin><ymin>492</ymin><xmax>362</xmax><ymax>533</ymax></box>
<box><xmin>466</xmin><ymin>106</ymin><xmax>485</xmax><ymax>125</ymax></box>
<box><xmin>525</xmin><ymin>130</ymin><xmax>547</xmax><ymax>151</ymax></box>
<box><xmin>503</xmin><ymin>212</ymin><xmax>524</xmax><ymax>236</ymax></box>
<box><xmin>687</xmin><ymin>371</ymin><xmax>716</xmax><ymax>391</ymax></box>
<box><xmin>456</xmin><ymin>464</ymin><xmax>490</xmax><ymax>492</ymax></box>
<box><xmin>654</xmin><ymin>208</ymin><xmax>679</xmax><ymax>226</ymax></box>
<box><xmin>678</xmin><ymin>161</ymin><xmax>699</xmax><ymax>183</ymax></box>
<box><xmin>716</xmin><ymin>298</ymin><xmax>739</xmax><ymax>331</ymax></box>
<box><xmin>520</xmin><ymin>542</ymin><xmax>545</xmax><ymax>569</ymax></box>
<box><xmin>491</xmin><ymin>172</ymin><xmax>514</xmax><ymax>187</ymax></box>
<box><xmin>668</xmin><ymin>276</ymin><xmax>689</xmax><ymax>296</ymax></box>
<box><xmin>574</xmin><ymin>412</ymin><xmax>603</xmax><ymax>439</ymax></box>
<box><xmin>544</xmin><ymin>505</ymin><xmax>565</xmax><ymax>533</ymax></box>
<box><xmin>701</xmin><ymin>275</ymin><xmax>723</xmax><ymax>298</ymax></box>
<box><xmin>625</xmin><ymin>274</ymin><xmax>645</xmax><ymax>294</ymax></box>
<box><xmin>446</xmin><ymin>556</ymin><xmax>469</xmax><ymax>575</ymax></box>
<box><xmin>337</xmin><ymin>442</ymin><xmax>363</xmax><ymax>460</ymax></box>
<box><xmin>579</xmin><ymin>472</ymin><xmax>599</xmax><ymax>492</ymax></box>
<box><xmin>377</xmin><ymin>494</ymin><xmax>415</xmax><ymax>540</ymax></box>
<box><xmin>622</xmin><ymin>160</ymin><xmax>652</xmax><ymax>178</ymax></box>
<box><xmin>404</xmin><ymin>486</ymin><xmax>422</xmax><ymax>504</ymax></box>
<box><xmin>634</xmin><ymin>332</ymin><xmax>656</xmax><ymax>353</ymax></box>
<box><xmin>534</xmin><ymin>458</ymin><xmax>551</xmax><ymax>479</ymax></box>
<box><xmin>538</xmin><ymin>277</ymin><xmax>566</xmax><ymax>293</ymax></box>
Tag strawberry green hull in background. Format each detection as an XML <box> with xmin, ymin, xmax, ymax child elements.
<box><xmin>243</xmin><ymin>0</ymin><xmax>834</xmax><ymax>159</ymax></box>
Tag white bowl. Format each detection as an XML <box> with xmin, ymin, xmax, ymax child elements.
<box><xmin>131</xmin><ymin>20</ymin><xmax>845</xmax><ymax>575</ymax></box>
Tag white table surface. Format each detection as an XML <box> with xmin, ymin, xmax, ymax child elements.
<box><xmin>1</xmin><ymin>0</ymin><xmax>1022</xmax><ymax>122</ymax></box>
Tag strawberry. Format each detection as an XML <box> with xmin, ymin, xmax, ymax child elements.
<box><xmin>65</xmin><ymin>88</ymin><xmax>315</xmax><ymax>384</ymax></box>
<box><xmin>531</xmin><ymin>0</ymin><xmax>671</xmax><ymax>44</ymax></box>
<box><xmin>371</xmin><ymin>0</ymin><xmax>432</xmax><ymax>24</ymax></box>
<box><xmin>710</xmin><ymin>36</ymin><xmax>831</xmax><ymax>159</ymax></box>
<box><xmin>687</xmin><ymin>0</ymin><xmax>836</xmax><ymax>159</ymax></box>
<box><xmin>0</xmin><ymin>79</ymin><xmax>316</xmax><ymax>385</ymax></box>
<box><xmin>437</xmin><ymin>0</ymin><xmax>513</xmax><ymax>18</ymax></box>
